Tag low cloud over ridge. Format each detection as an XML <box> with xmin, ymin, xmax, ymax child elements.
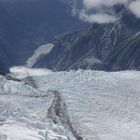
<box><xmin>72</xmin><ymin>0</ymin><xmax>140</xmax><ymax>24</ymax></box>
<box><xmin>79</xmin><ymin>10</ymin><xmax>117</xmax><ymax>23</ymax></box>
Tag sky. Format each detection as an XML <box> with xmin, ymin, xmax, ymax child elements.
<box><xmin>72</xmin><ymin>0</ymin><xmax>140</xmax><ymax>24</ymax></box>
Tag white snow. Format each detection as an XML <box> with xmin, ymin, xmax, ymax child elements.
<box><xmin>26</xmin><ymin>43</ymin><xmax>54</xmax><ymax>67</ymax></box>
<box><xmin>9</xmin><ymin>66</ymin><xmax>52</xmax><ymax>79</ymax></box>
<box><xmin>1</xmin><ymin>67</ymin><xmax>140</xmax><ymax>140</ymax></box>
<box><xmin>0</xmin><ymin>73</ymin><xmax>73</xmax><ymax>140</ymax></box>
<box><xmin>84</xmin><ymin>57</ymin><xmax>102</xmax><ymax>65</ymax></box>
<box><xmin>0</xmin><ymin>121</ymin><xmax>44</xmax><ymax>140</ymax></box>
<box><xmin>34</xmin><ymin>70</ymin><xmax>140</xmax><ymax>140</ymax></box>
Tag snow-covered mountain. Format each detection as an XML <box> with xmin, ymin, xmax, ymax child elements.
<box><xmin>1</xmin><ymin>67</ymin><xmax>140</xmax><ymax>140</ymax></box>
<box><xmin>0</xmin><ymin>1</ymin><xmax>140</xmax><ymax>139</ymax></box>
<box><xmin>33</xmin><ymin>5</ymin><xmax>140</xmax><ymax>71</ymax></box>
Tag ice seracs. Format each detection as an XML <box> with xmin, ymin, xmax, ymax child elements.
<box><xmin>0</xmin><ymin>73</ymin><xmax>74</xmax><ymax>140</ymax></box>
<box><xmin>1</xmin><ymin>67</ymin><xmax>140</xmax><ymax>140</ymax></box>
<box><xmin>34</xmin><ymin>69</ymin><xmax>140</xmax><ymax>140</ymax></box>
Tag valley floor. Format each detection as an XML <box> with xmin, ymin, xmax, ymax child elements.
<box><xmin>0</xmin><ymin>67</ymin><xmax>140</xmax><ymax>140</ymax></box>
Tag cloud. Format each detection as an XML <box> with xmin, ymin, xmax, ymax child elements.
<box><xmin>129</xmin><ymin>0</ymin><xmax>140</xmax><ymax>18</ymax></box>
<box><xmin>79</xmin><ymin>10</ymin><xmax>117</xmax><ymax>23</ymax></box>
<box><xmin>72</xmin><ymin>0</ymin><xmax>140</xmax><ymax>24</ymax></box>
<box><xmin>83</xmin><ymin>0</ymin><xmax>128</xmax><ymax>9</ymax></box>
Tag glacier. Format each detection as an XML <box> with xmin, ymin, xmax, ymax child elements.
<box><xmin>0</xmin><ymin>67</ymin><xmax>140</xmax><ymax>140</ymax></box>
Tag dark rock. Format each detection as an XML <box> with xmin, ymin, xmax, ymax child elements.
<box><xmin>0</xmin><ymin>0</ymin><xmax>86</xmax><ymax>67</ymax></box>
<box><xmin>33</xmin><ymin>6</ymin><xmax>140</xmax><ymax>71</ymax></box>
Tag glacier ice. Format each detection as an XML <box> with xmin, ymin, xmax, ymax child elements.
<box><xmin>0</xmin><ymin>67</ymin><xmax>140</xmax><ymax>140</ymax></box>
<box><xmin>33</xmin><ymin>69</ymin><xmax>140</xmax><ymax>140</ymax></box>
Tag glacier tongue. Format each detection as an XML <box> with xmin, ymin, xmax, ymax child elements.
<box><xmin>33</xmin><ymin>70</ymin><xmax>140</xmax><ymax>140</ymax></box>
<box><xmin>1</xmin><ymin>67</ymin><xmax>140</xmax><ymax>140</ymax></box>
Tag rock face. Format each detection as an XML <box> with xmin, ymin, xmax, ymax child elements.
<box><xmin>33</xmin><ymin>6</ymin><xmax>140</xmax><ymax>71</ymax></box>
<box><xmin>0</xmin><ymin>0</ymin><xmax>86</xmax><ymax>68</ymax></box>
<box><xmin>105</xmin><ymin>31</ymin><xmax>140</xmax><ymax>71</ymax></box>
<box><xmin>0</xmin><ymin>61</ymin><xmax>9</xmax><ymax>75</ymax></box>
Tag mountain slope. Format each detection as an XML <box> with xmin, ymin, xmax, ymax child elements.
<box><xmin>33</xmin><ymin>6</ymin><xmax>140</xmax><ymax>71</ymax></box>
<box><xmin>105</xmin><ymin>31</ymin><xmax>140</xmax><ymax>71</ymax></box>
<box><xmin>0</xmin><ymin>60</ymin><xmax>9</xmax><ymax>75</ymax></box>
<box><xmin>0</xmin><ymin>0</ymin><xmax>86</xmax><ymax>68</ymax></box>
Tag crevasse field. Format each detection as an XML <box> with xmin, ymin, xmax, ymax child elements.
<box><xmin>0</xmin><ymin>66</ymin><xmax>140</xmax><ymax>140</ymax></box>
